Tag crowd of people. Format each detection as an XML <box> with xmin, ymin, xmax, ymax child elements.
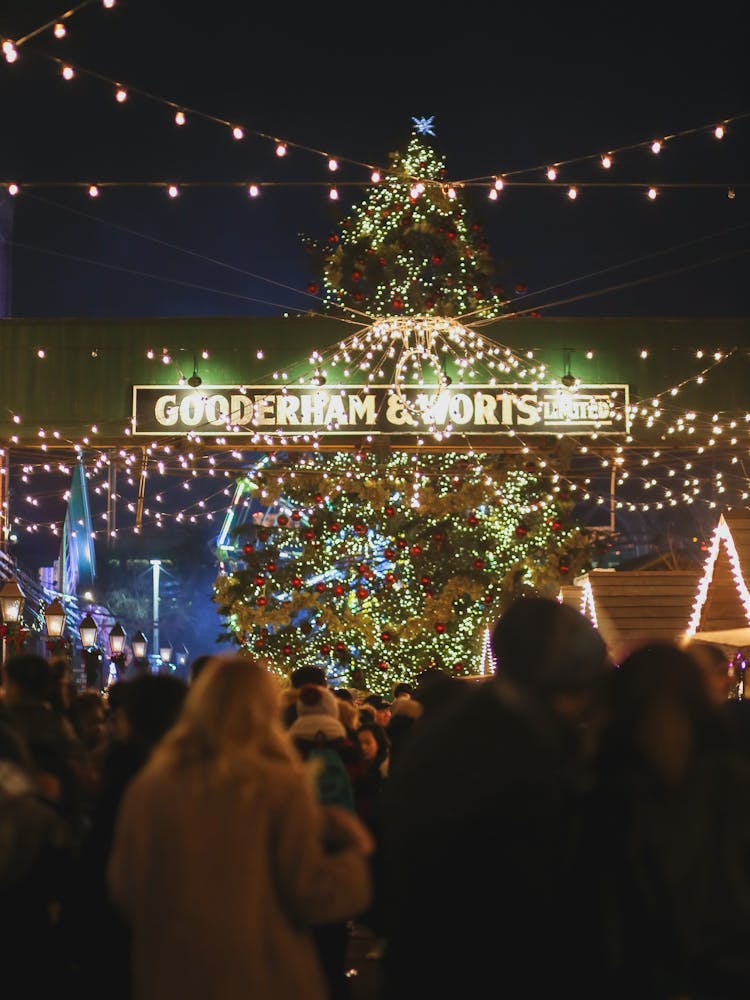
<box><xmin>2</xmin><ymin>595</ymin><xmax>750</xmax><ymax>998</ymax></box>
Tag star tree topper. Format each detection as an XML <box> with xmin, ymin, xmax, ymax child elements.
<box><xmin>412</xmin><ymin>115</ymin><xmax>436</xmax><ymax>136</ymax></box>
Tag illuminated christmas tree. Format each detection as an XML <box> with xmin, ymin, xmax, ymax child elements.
<box><xmin>214</xmin><ymin>451</ymin><xmax>592</xmax><ymax>695</ymax></box>
<box><xmin>215</xmin><ymin>119</ymin><xmax>592</xmax><ymax>692</ymax></box>
<box><xmin>302</xmin><ymin>116</ymin><xmax>508</xmax><ymax>319</ymax></box>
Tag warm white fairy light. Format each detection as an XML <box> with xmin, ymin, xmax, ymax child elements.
<box><xmin>567</xmin><ymin>186</ymin><xmax>578</xmax><ymax>200</ymax></box>
<box><xmin>54</xmin><ymin>23</ymin><xmax>66</xmax><ymax>38</ymax></box>
<box><xmin>600</xmin><ymin>154</ymin><xmax>612</xmax><ymax>169</ymax></box>
<box><xmin>115</xmin><ymin>87</ymin><xmax>128</xmax><ymax>103</ymax></box>
<box><xmin>8</xmin><ymin>183</ymin><xmax>19</xmax><ymax>196</ymax></box>
<box><xmin>275</xmin><ymin>143</ymin><xmax>287</xmax><ymax>157</ymax></box>
<box><xmin>248</xmin><ymin>184</ymin><xmax>260</xmax><ymax>197</ymax></box>
<box><xmin>546</xmin><ymin>166</ymin><xmax>558</xmax><ymax>181</ymax></box>
<box><xmin>488</xmin><ymin>188</ymin><xmax>498</xmax><ymax>201</ymax></box>
<box><xmin>328</xmin><ymin>158</ymin><xmax>339</xmax><ymax>171</ymax></box>
<box><xmin>714</xmin><ymin>124</ymin><xmax>725</xmax><ymax>139</ymax></box>
<box><xmin>102</xmin><ymin>0</ymin><xmax>116</xmax><ymax>7</ymax></box>
<box><xmin>3</xmin><ymin>40</ymin><xmax>18</xmax><ymax>63</ymax></box>
<box><xmin>650</xmin><ymin>139</ymin><xmax>662</xmax><ymax>154</ymax></box>
<box><xmin>232</xmin><ymin>126</ymin><xmax>244</xmax><ymax>140</ymax></box>
<box><xmin>88</xmin><ymin>185</ymin><xmax>99</xmax><ymax>198</ymax></box>
<box><xmin>494</xmin><ymin>177</ymin><xmax>505</xmax><ymax>190</ymax></box>
<box><xmin>62</xmin><ymin>65</ymin><xmax>75</xmax><ymax>80</ymax></box>
<box><xmin>329</xmin><ymin>187</ymin><xmax>339</xmax><ymax>200</ymax></box>
<box><xmin>174</xmin><ymin>110</ymin><xmax>186</xmax><ymax>126</ymax></box>
<box><xmin>370</xmin><ymin>170</ymin><xmax>381</xmax><ymax>183</ymax></box>
<box><xmin>686</xmin><ymin>515</ymin><xmax>750</xmax><ymax>635</ymax></box>
<box><xmin>647</xmin><ymin>186</ymin><xmax>658</xmax><ymax>200</ymax></box>
<box><xmin>167</xmin><ymin>184</ymin><xmax>179</xmax><ymax>198</ymax></box>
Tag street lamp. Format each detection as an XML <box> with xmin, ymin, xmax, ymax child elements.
<box><xmin>131</xmin><ymin>629</ymin><xmax>148</xmax><ymax>660</ymax></box>
<box><xmin>109</xmin><ymin>622</ymin><xmax>127</xmax><ymax>682</ymax></box>
<box><xmin>0</xmin><ymin>577</ymin><xmax>26</xmax><ymax>662</ymax></box>
<box><xmin>43</xmin><ymin>598</ymin><xmax>66</xmax><ymax>639</ymax></box>
<box><xmin>159</xmin><ymin>639</ymin><xmax>173</xmax><ymax>671</ymax></box>
<box><xmin>79</xmin><ymin>613</ymin><xmax>102</xmax><ymax>690</ymax></box>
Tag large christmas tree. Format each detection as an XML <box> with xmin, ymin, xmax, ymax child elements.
<box><xmin>214</xmin><ymin>121</ymin><xmax>592</xmax><ymax>692</ymax></box>
<box><xmin>303</xmin><ymin>117</ymin><xmax>507</xmax><ymax>319</ymax></box>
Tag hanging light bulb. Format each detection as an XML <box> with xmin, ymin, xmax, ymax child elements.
<box><xmin>275</xmin><ymin>142</ymin><xmax>287</xmax><ymax>157</ymax></box>
<box><xmin>370</xmin><ymin>170</ymin><xmax>381</xmax><ymax>183</ymax></box>
<box><xmin>174</xmin><ymin>110</ymin><xmax>186</xmax><ymax>126</ymax></box>
<box><xmin>232</xmin><ymin>125</ymin><xmax>244</xmax><ymax>140</ymax></box>
<box><xmin>53</xmin><ymin>22</ymin><xmax>66</xmax><ymax>38</ymax></box>
<box><xmin>546</xmin><ymin>166</ymin><xmax>558</xmax><ymax>181</ymax></box>
<box><xmin>7</xmin><ymin>183</ymin><xmax>19</xmax><ymax>196</ymax></box>
<box><xmin>600</xmin><ymin>154</ymin><xmax>612</xmax><ymax>169</ymax></box>
<box><xmin>647</xmin><ymin>186</ymin><xmax>658</xmax><ymax>200</ymax></box>
<box><xmin>115</xmin><ymin>86</ymin><xmax>127</xmax><ymax>103</ymax></box>
<box><xmin>329</xmin><ymin>187</ymin><xmax>339</xmax><ymax>200</ymax></box>
<box><xmin>494</xmin><ymin>177</ymin><xmax>505</xmax><ymax>190</ymax></box>
<box><xmin>248</xmin><ymin>184</ymin><xmax>260</xmax><ymax>197</ymax></box>
<box><xmin>61</xmin><ymin>64</ymin><xmax>75</xmax><ymax>80</ymax></box>
<box><xmin>714</xmin><ymin>124</ymin><xmax>725</xmax><ymax>139</ymax></box>
<box><xmin>567</xmin><ymin>186</ymin><xmax>578</xmax><ymax>200</ymax></box>
<box><xmin>88</xmin><ymin>185</ymin><xmax>99</xmax><ymax>198</ymax></box>
<box><xmin>650</xmin><ymin>139</ymin><xmax>662</xmax><ymax>154</ymax></box>
<box><xmin>2</xmin><ymin>40</ymin><xmax>18</xmax><ymax>63</ymax></box>
<box><xmin>488</xmin><ymin>188</ymin><xmax>498</xmax><ymax>201</ymax></box>
<box><xmin>328</xmin><ymin>158</ymin><xmax>339</xmax><ymax>171</ymax></box>
<box><xmin>167</xmin><ymin>185</ymin><xmax>179</xmax><ymax>198</ymax></box>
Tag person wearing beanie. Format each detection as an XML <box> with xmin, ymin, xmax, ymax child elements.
<box><xmin>379</xmin><ymin>596</ymin><xmax>613</xmax><ymax>999</ymax></box>
<box><xmin>282</xmin><ymin>665</ymin><xmax>328</xmax><ymax>729</ymax></box>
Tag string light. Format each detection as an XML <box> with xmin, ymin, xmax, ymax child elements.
<box><xmin>61</xmin><ymin>64</ymin><xmax>75</xmax><ymax>80</ymax></box>
<box><xmin>232</xmin><ymin>126</ymin><xmax>244</xmax><ymax>140</ymax></box>
<box><xmin>53</xmin><ymin>23</ymin><xmax>66</xmax><ymax>39</ymax></box>
<box><xmin>567</xmin><ymin>186</ymin><xmax>578</xmax><ymax>200</ymax></box>
<box><xmin>167</xmin><ymin>184</ymin><xmax>179</xmax><ymax>198</ymax></box>
<box><xmin>248</xmin><ymin>184</ymin><xmax>260</xmax><ymax>197</ymax></box>
<box><xmin>174</xmin><ymin>110</ymin><xmax>186</xmax><ymax>126</ymax></box>
<box><xmin>546</xmin><ymin>166</ymin><xmax>558</xmax><ymax>181</ymax></box>
<box><xmin>114</xmin><ymin>87</ymin><xmax>128</xmax><ymax>103</ymax></box>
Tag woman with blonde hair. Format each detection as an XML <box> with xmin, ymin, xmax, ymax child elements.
<box><xmin>107</xmin><ymin>655</ymin><xmax>373</xmax><ymax>1000</ymax></box>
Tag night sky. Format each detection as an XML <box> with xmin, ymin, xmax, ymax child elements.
<box><xmin>1</xmin><ymin>1</ymin><xmax>748</xmax><ymax>319</ymax></box>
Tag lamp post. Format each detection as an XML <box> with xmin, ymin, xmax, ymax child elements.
<box><xmin>0</xmin><ymin>577</ymin><xmax>26</xmax><ymax>663</ymax></box>
<box><xmin>131</xmin><ymin>628</ymin><xmax>149</xmax><ymax>675</ymax></box>
<box><xmin>79</xmin><ymin>613</ymin><xmax>102</xmax><ymax>691</ymax></box>
<box><xmin>108</xmin><ymin>621</ymin><xmax>126</xmax><ymax>684</ymax></box>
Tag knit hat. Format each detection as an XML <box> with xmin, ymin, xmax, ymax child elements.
<box><xmin>296</xmin><ymin>683</ymin><xmax>340</xmax><ymax>719</ymax></box>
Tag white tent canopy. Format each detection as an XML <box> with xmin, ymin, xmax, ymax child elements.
<box><xmin>686</xmin><ymin>627</ymin><xmax>750</xmax><ymax>649</ymax></box>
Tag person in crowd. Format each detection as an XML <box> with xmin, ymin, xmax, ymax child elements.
<box><xmin>575</xmin><ymin>641</ymin><xmax>750</xmax><ymax>998</ymax></box>
<box><xmin>281</xmin><ymin>663</ymin><xmax>329</xmax><ymax>728</ymax></box>
<box><xmin>187</xmin><ymin>653</ymin><xmax>212</xmax><ymax>685</ymax></box>
<box><xmin>385</xmin><ymin>695</ymin><xmax>423</xmax><ymax>776</ymax></box>
<box><xmin>107</xmin><ymin>654</ymin><xmax>372</xmax><ymax>1000</ymax></box>
<box><xmin>378</xmin><ymin>596</ymin><xmax>613</xmax><ymax>998</ymax></box>
<box><xmin>64</xmin><ymin>672</ymin><xmax>189</xmax><ymax>999</ymax></box>
<box><xmin>333</xmin><ymin>691</ymin><xmax>360</xmax><ymax>740</ymax></box>
<box><xmin>0</xmin><ymin>720</ymin><xmax>76</xmax><ymax>994</ymax></box>
<box><xmin>357</xmin><ymin>702</ymin><xmax>377</xmax><ymax>725</ymax></box>
<box><xmin>289</xmin><ymin>683</ymin><xmax>361</xmax><ymax>1000</ymax></box>
<box><xmin>391</xmin><ymin>681</ymin><xmax>414</xmax><ymax>701</ymax></box>
<box><xmin>362</xmin><ymin>693</ymin><xmax>392</xmax><ymax>729</ymax></box>
<box><xmin>1</xmin><ymin>653</ymin><xmax>88</xmax><ymax>847</ymax></box>
<box><xmin>685</xmin><ymin>639</ymin><xmax>735</xmax><ymax>705</ymax></box>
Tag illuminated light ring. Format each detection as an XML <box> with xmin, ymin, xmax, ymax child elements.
<box><xmin>369</xmin><ymin>315</ymin><xmax>467</xmax><ymax>420</ymax></box>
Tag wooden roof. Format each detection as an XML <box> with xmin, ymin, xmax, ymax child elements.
<box><xmin>689</xmin><ymin>511</ymin><xmax>750</xmax><ymax>635</ymax></box>
<box><xmin>575</xmin><ymin>568</ymin><xmax>701</xmax><ymax>661</ymax></box>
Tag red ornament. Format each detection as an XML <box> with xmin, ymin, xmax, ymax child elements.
<box><xmin>351</xmin><ymin>270</ymin><xmax>362</xmax><ymax>280</ymax></box>
<box><xmin>473</xmin><ymin>558</ymin><xmax>485</xmax><ymax>570</ymax></box>
<box><xmin>254</xmin><ymin>639</ymin><xmax>265</xmax><ymax>650</ymax></box>
<box><xmin>410</xmin><ymin>544</ymin><xmax>422</xmax><ymax>556</ymax></box>
<box><xmin>559</xmin><ymin>560</ymin><xmax>571</xmax><ymax>575</ymax></box>
<box><xmin>327</xmin><ymin>234</ymin><xmax>339</xmax><ymax>244</ymax></box>
<box><xmin>315</xmin><ymin>582</ymin><xmax>327</xmax><ymax>593</ymax></box>
<box><xmin>551</xmin><ymin>520</ymin><xmax>562</xmax><ymax>532</ymax></box>
<box><xmin>256</xmin><ymin>596</ymin><xmax>267</xmax><ymax>606</ymax></box>
<box><xmin>432</xmin><ymin>532</ymin><xmax>445</xmax><ymax>544</ymax></box>
<box><xmin>467</xmin><ymin>514</ymin><xmax>478</xmax><ymax>526</ymax></box>
<box><xmin>356</xmin><ymin>586</ymin><xmax>368</xmax><ymax>599</ymax></box>
<box><xmin>332</xmin><ymin>583</ymin><xmax>345</xmax><ymax>596</ymax></box>
<box><xmin>304</xmin><ymin>529</ymin><xmax>316</xmax><ymax>541</ymax></box>
<box><xmin>483</xmin><ymin>594</ymin><xmax>493</xmax><ymax>605</ymax></box>
<box><xmin>393</xmin><ymin>298</ymin><xmax>404</xmax><ymax>309</ymax></box>
<box><xmin>354</xmin><ymin>523</ymin><xmax>367</xmax><ymax>535</ymax></box>
<box><xmin>266</xmin><ymin>561</ymin><xmax>277</xmax><ymax>571</ymax></box>
<box><xmin>396</xmin><ymin>538</ymin><xmax>407</xmax><ymax>549</ymax></box>
<box><xmin>431</xmin><ymin>255</ymin><xmax>442</xmax><ymax>265</ymax></box>
<box><xmin>321</xmin><ymin>643</ymin><xmax>331</xmax><ymax>654</ymax></box>
<box><xmin>515</xmin><ymin>283</ymin><xmax>527</xmax><ymax>293</ymax></box>
<box><xmin>334</xmin><ymin>641</ymin><xmax>347</xmax><ymax>653</ymax></box>
<box><xmin>282</xmin><ymin>645</ymin><xmax>293</xmax><ymax>656</ymax></box>
<box><xmin>358</xmin><ymin>563</ymin><xmax>370</xmax><ymax>575</ymax></box>
<box><xmin>306</xmin><ymin>283</ymin><xmax>319</xmax><ymax>294</ymax></box>
<box><xmin>291</xmin><ymin>511</ymin><xmax>302</xmax><ymax>522</ymax></box>
<box><xmin>276</xmin><ymin>514</ymin><xmax>289</xmax><ymax>527</ymax></box>
<box><xmin>242</xmin><ymin>543</ymin><xmax>254</xmax><ymax>555</ymax></box>
<box><xmin>515</xmin><ymin>524</ymin><xmax>528</xmax><ymax>537</ymax></box>
<box><xmin>447</xmin><ymin>231</ymin><xmax>456</xmax><ymax>240</ymax></box>
<box><xmin>385</xmin><ymin>572</ymin><xmax>396</xmax><ymax>585</ymax></box>
<box><xmin>384</xmin><ymin>548</ymin><xmax>396</xmax><ymax>560</ymax></box>
<box><xmin>453</xmin><ymin>662</ymin><xmax>464</xmax><ymax>672</ymax></box>
<box><xmin>435</xmin><ymin>622</ymin><xmax>447</xmax><ymax>634</ymax></box>
<box><xmin>254</xmin><ymin>575</ymin><xmax>265</xmax><ymax>586</ymax></box>
<box><xmin>381</xmin><ymin>631</ymin><xmax>393</xmax><ymax>643</ymax></box>
<box><xmin>420</xmin><ymin>575</ymin><xmax>432</xmax><ymax>586</ymax></box>
<box><xmin>384</xmin><ymin>505</ymin><xmax>395</xmax><ymax>516</ymax></box>
<box><xmin>378</xmin><ymin>256</ymin><xmax>387</xmax><ymax>265</ymax></box>
<box><xmin>330</xmin><ymin>522</ymin><xmax>341</xmax><ymax>532</ymax></box>
<box><xmin>314</xmin><ymin>493</ymin><xmax>324</xmax><ymax>503</ymax></box>
<box><xmin>378</xmin><ymin>660</ymin><xmax>389</xmax><ymax>671</ymax></box>
<box><xmin>291</xmin><ymin>576</ymin><xmax>303</xmax><ymax>589</ymax></box>
<box><xmin>301</xmin><ymin>621</ymin><xmax>313</xmax><ymax>634</ymax></box>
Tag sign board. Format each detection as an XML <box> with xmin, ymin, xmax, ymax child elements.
<box><xmin>132</xmin><ymin>384</ymin><xmax>630</xmax><ymax>436</ymax></box>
